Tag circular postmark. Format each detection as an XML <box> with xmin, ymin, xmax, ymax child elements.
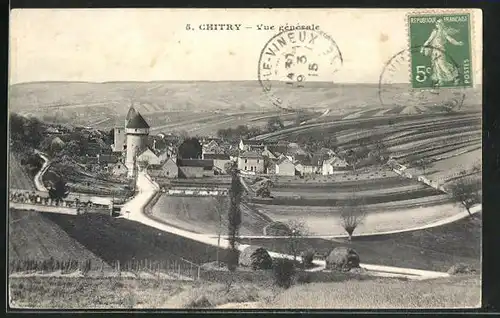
<box><xmin>379</xmin><ymin>46</ymin><xmax>466</xmax><ymax>113</ymax></box>
<box><xmin>258</xmin><ymin>29</ymin><xmax>343</xmax><ymax>111</ymax></box>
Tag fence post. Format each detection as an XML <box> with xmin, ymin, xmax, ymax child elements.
<box><xmin>178</xmin><ymin>262</ymin><xmax>181</xmax><ymax>278</ymax></box>
<box><xmin>117</xmin><ymin>260</ymin><xmax>121</xmax><ymax>277</ymax></box>
<box><xmin>100</xmin><ymin>260</ymin><xmax>104</xmax><ymax>276</ymax></box>
<box><xmin>197</xmin><ymin>266</ymin><xmax>201</xmax><ymax>280</ymax></box>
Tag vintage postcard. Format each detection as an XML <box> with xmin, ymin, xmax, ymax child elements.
<box><xmin>8</xmin><ymin>8</ymin><xmax>482</xmax><ymax>310</ymax></box>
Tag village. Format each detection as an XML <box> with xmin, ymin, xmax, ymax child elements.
<box><xmin>32</xmin><ymin>106</ymin><xmax>363</xmax><ymax>191</ymax></box>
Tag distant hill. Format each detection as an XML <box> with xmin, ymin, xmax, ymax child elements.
<box><xmin>8</xmin><ymin>81</ymin><xmax>481</xmax><ymax>131</ymax></box>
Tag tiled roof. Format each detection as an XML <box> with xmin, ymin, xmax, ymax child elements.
<box><xmin>204</xmin><ymin>153</ymin><xmax>230</xmax><ymax>160</ymax></box>
<box><xmin>177</xmin><ymin>159</ymin><xmax>214</xmax><ymax>168</ymax></box>
<box><xmin>241</xmin><ymin>139</ymin><xmax>264</xmax><ymax>145</ymax></box>
<box><xmin>276</xmin><ymin>157</ymin><xmax>293</xmax><ymax>165</ymax></box>
<box><xmin>239</xmin><ymin>151</ymin><xmax>263</xmax><ymax>159</ymax></box>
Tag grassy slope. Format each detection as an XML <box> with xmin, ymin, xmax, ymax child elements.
<box><xmin>42</xmin><ymin>213</ymin><xmax>227</xmax><ymax>265</ymax></box>
<box><xmin>239</xmin><ymin>214</ymin><xmax>481</xmax><ymax>272</ymax></box>
<box><xmin>8</xmin><ymin>210</ymin><xmax>108</xmax><ymax>269</ymax></box>
<box><xmin>9</xmin><ymin>152</ymin><xmax>36</xmax><ymax>190</ymax></box>
<box><xmin>268</xmin><ymin>275</ymin><xmax>480</xmax><ymax>309</ymax></box>
<box><xmin>8</xmin><ymin>274</ymin><xmax>480</xmax><ymax>309</ymax></box>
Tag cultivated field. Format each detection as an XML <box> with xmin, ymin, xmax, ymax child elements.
<box><xmin>9</xmin><ymin>81</ymin><xmax>481</xmax><ymax>135</ymax></box>
<box><xmin>8</xmin><ymin>273</ymin><xmax>480</xmax><ymax>309</ymax></box>
<box><xmin>266</xmin><ymin>275</ymin><xmax>480</xmax><ymax>309</ymax></box>
<box><xmin>8</xmin><ymin>209</ymin><xmax>107</xmax><ymax>269</ymax></box>
<box><xmin>150</xmin><ymin>195</ymin><xmax>271</xmax><ymax>235</ymax></box>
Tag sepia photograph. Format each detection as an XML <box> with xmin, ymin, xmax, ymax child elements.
<box><xmin>8</xmin><ymin>8</ymin><xmax>482</xmax><ymax>310</ymax></box>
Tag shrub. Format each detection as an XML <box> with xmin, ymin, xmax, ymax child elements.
<box><xmin>295</xmin><ymin>271</ymin><xmax>312</xmax><ymax>284</ymax></box>
<box><xmin>273</xmin><ymin>258</ymin><xmax>296</xmax><ymax>289</ymax></box>
<box><xmin>263</xmin><ymin>222</ymin><xmax>292</xmax><ymax>236</ymax></box>
<box><xmin>326</xmin><ymin>247</ymin><xmax>360</xmax><ymax>272</ymax></box>
<box><xmin>301</xmin><ymin>249</ymin><xmax>315</xmax><ymax>268</ymax></box>
<box><xmin>186</xmin><ymin>295</ymin><xmax>213</xmax><ymax>308</ymax></box>
<box><xmin>239</xmin><ymin>246</ymin><xmax>273</xmax><ymax>270</ymax></box>
<box><xmin>447</xmin><ymin>263</ymin><xmax>477</xmax><ymax>275</ymax></box>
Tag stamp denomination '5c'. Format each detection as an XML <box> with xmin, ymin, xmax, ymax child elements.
<box><xmin>408</xmin><ymin>13</ymin><xmax>473</xmax><ymax>89</ymax></box>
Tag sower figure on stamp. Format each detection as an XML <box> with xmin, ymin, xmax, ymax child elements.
<box><xmin>420</xmin><ymin>19</ymin><xmax>464</xmax><ymax>87</ymax></box>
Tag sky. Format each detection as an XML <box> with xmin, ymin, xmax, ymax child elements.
<box><xmin>9</xmin><ymin>8</ymin><xmax>482</xmax><ymax>85</ymax></box>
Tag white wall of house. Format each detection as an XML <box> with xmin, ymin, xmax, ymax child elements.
<box><xmin>238</xmin><ymin>157</ymin><xmax>264</xmax><ymax>173</ymax></box>
<box><xmin>296</xmin><ymin>164</ymin><xmax>317</xmax><ymax>175</ymax></box>
<box><xmin>276</xmin><ymin>161</ymin><xmax>296</xmax><ymax>176</ymax></box>
<box><xmin>137</xmin><ymin>148</ymin><xmax>161</xmax><ymax>166</ymax></box>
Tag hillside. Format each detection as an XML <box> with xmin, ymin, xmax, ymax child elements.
<box><xmin>8</xmin><ymin>210</ymin><xmax>108</xmax><ymax>269</ymax></box>
<box><xmin>9</xmin><ymin>81</ymin><xmax>482</xmax><ymax>132</ymax></box>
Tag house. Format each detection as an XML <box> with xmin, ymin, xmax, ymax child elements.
<box><xmin>275</xmin><ymin>157</ymin><xmax>296</xmax><ymax>176</ymax></box>
<box><xmin>149</xmin><ymin>157</ymin><xmax>178</xmax><ymax>178</ymax></box>
<box><xmin>46</xmin><ymin>127</ymin><xmax>62</xmax><ymax>135</ymax></box>
<box><xmin>261</xmin><ymin>148</ymin><xmax>278</xmax><ymax>160</ymax></box>
<box><xmin>177</xmin><ymin>159</ymin><xmax>214</xmax><ymax>178</ymax></box>
<box><xmin>322</xmin><ymin>156</ymin><xmax>349</xmax><ymax>175</ymax></box>
<box><xmin>51</xmin><ymin>137</ymin><xmax>65</xmax><ymax>152</ymax></box>
<box><xmin>137</xmin><ymin>148</ymin><xmax>161</xmax><ymax>166</ymax></box>
<box><xmin>295</xmin><ymin>156</ymin><xmax>318</xmax><ymax>175</ymax></box>
<box><xmin>239</xmin><ymin>139</ymin><xmax>267</xmax><ymax>152</ymax></box>
<box><xmin>110</xmin><ymin>161</ymin><xmax>128</xmax><ymax>176</ymax></box>
<box><xmin>238</xmin><ymin>151</ymin><xmax>265</xmax><ymax>173</ymax></box>
<box><xmin>203</xmin><ymin>153</ymin><xmax>232</xmax><ymax>173</ymax></box>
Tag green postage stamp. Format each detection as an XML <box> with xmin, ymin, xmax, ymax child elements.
<box><xmin>408</xmin><ymin>12</ymin><xmax>473</xmax><ymax>89</ymax></box>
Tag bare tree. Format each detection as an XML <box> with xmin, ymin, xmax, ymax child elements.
<box><xmin>285</xmin><ymin>219</ymin><xmax>309</xmax><ymax>262</ymax></box>
<box><xmin>447</xmin><ymin>177</ymin><xmax>481</xmax><ymax>217</ymax></box>
<box><xmin>212</xmin><ymin>195</ymin><xmax>229</xmax><ymax>267</ymax></box>
<box><xmin>339</xmin><ymin>193</ymin><xmax>366</xmax><ymax>241</ymax></box>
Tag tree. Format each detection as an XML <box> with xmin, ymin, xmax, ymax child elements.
<box><xmin>285</xmin><ymin>220</ymin><xmax>309</xmax><ymax>262</ymax></box>
<box><xmin>414</xmin><ymin>158</ymin><xmax>433</xmax><ymax>175</ymax></box>
<box><xmin>178</xmin><ymin>137</ymin><xmax>202</xmax><ymax>159</ymax></box>
<box><xmin>369</xmin><ymin>141</ymin><xmax>390</xmax><ymax>164</ymax></box>
<box><xmin>212</xmin><ymin>195</ymin><xmax>229</xmax><ymax>267</ymax></box>
<box><xmin>338</xmin><ymin>193</ymin><xmax>366</xmax><ymax>241</ymax></box>
<box><xmin>267</xmin><ymin>116</ymin><xmax>284</xmax><ymax>132</ymax></box>
<box><xmin>345</xmin><ymin>149</ymin><xmax>359</xmax><ymax>172</ymax></box>
<box><xmin>227</xmin><ymin>168</ymin><xmax>243</xmax><ymax>274</ymax></box>
<box><xmin>48</xmin><ymin>179</ymin><xmax>70</xmax><ymax>204</ymax></box>
<box><xmin>447</xmin><ymin>177</ymin><xmax>481</xmax><ymax>217</ymax></box>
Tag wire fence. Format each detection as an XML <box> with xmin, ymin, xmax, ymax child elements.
<box><xmin>9</xmin><ymin>257</ymin><xmax>203</xmax><ymax>281</ymax></box>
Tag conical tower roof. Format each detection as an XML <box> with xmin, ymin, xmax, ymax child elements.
<box><xmin>126</xmin><ymin>106</ymin><xmax>137</xmax><ymax>121</ymax></box>
<box><xmin>126</xmin><ymin>111</ymin><xmax>150</xmax><ymax>129</ymax></box>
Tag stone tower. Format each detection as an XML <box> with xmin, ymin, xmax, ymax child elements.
<box><xmin>125</xmin><ymin>107</ymin><xmax>150</xmax><ymax>178</ymax></box>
